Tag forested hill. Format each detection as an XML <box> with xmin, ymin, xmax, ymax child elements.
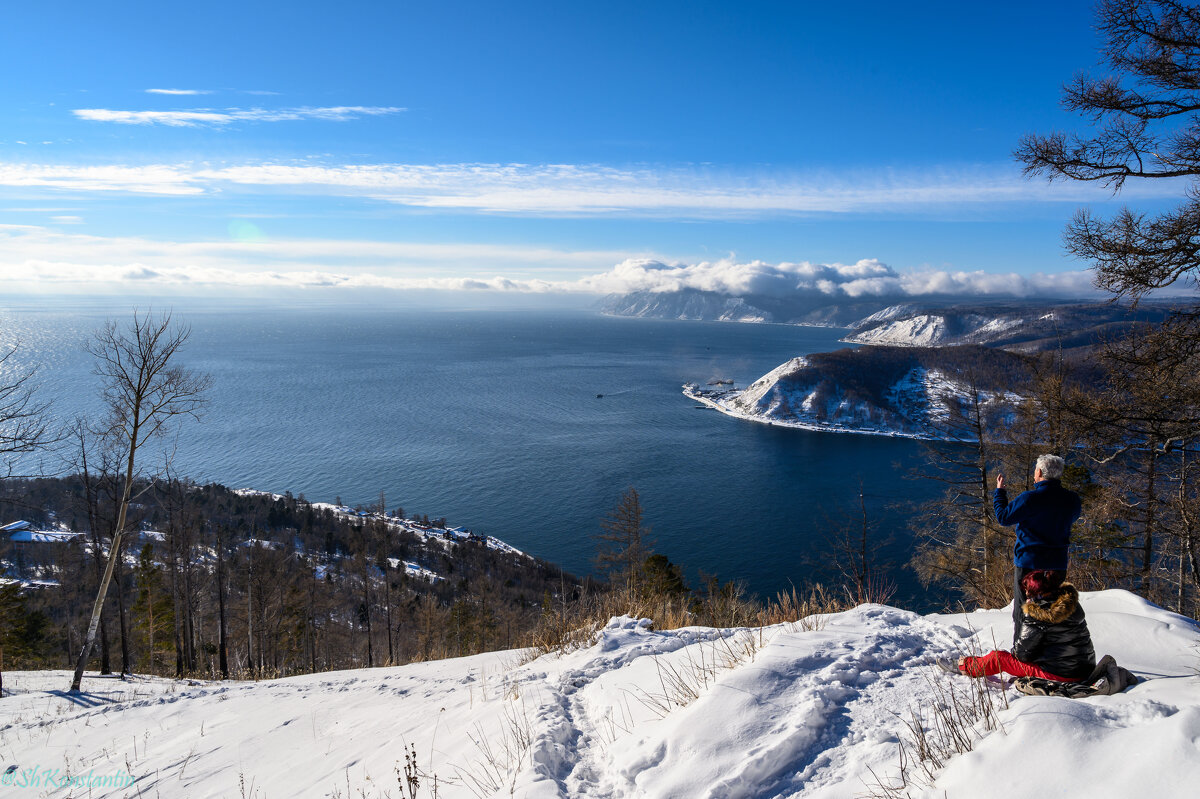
<box><xmin>604</xmin><ymin>290</ymin><xmax>1179</xmax><ymax>353</ymax></box>
<box><xmin>0</xmin><ymin>478</ymin><xmax>583</xmax><ymax>676</ymax></box>
<box><xmin>843</xmin><ymin>301</ymin><xmax>1177</xmax><ymax>351</ymax></box>
<box><xmin>601</xmin><ymin>288</ymin><xmax>895</xmax><ymax>327</ymax></box>
<box><xmin>689</xmin><ymin>345</ymin><xmax>1042</xmax><ymax>438</ymax></box>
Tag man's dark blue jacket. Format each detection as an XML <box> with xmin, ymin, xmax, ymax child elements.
<box><xmin>993</xmin><ymin>478</ymin><xmax>1082</xmax><ymax>570</ymax></box>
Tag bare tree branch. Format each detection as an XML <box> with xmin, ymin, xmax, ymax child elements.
<box><xmin>0</xmin><ymin>344</ymin><xmax>54</xmax><ymax>475</ymax></box>
<box><xmin>70</xmin><ymin>310</ymin><xmax>210</xmax><ymax>693</ymax></box>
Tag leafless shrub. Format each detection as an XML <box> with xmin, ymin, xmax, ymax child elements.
<box><xmin>451</xmin><ymin>699</ymin><xmax>533</xmax><ymax>798</ymax></box>
<box><xmin>757</xmin><ymin>584</ymin><xmax>853</xmax><ymax>631</ymax></box>
<box><xmin>629</xmin><ymin>629</ymin><xmax>765</xmax><ymax>718</ymax></box>
<box><xmin>862</xmin><ymin>657</ymin><xmax>1009</xmax><ymax>798</ymax></box>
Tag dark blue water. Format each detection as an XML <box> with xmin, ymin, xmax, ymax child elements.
<box><xmin>1</xmin><ymin>298</ymin><xmax>936</xmax><ymax>604</ymax></box>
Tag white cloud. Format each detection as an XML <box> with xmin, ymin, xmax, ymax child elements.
<box><xmin>72</xmin><ymin>106</ymin><xmax>405</xmax><ymax>127</ymax></box>
<box><xmin>0</xmin><ymin>163</ymin><xmax>206</xmax><ymax>194</ymax></box>
<box><xmin>145</xmin><ymin>88</ymin><xmax>212</xmax><ymax>95</ymax></box>
<box><xmin>572</xmin><ymin>257</ymin><xmax>1103</xmax><ymax>299</ymax></box>
<box><xmin>0</xmin><ymin>159</ymin><xmax>1185</xmax><ymax>213</ymax></box>
<box><xmin>0</xmin><ymin>226</ymin><xmax>638</xmax><ymax>291</ymax></box>
<box><xmin>0</xmin><ymin>225</ymin><xmax>1109</xmax><ymax>300</ymax></box>
<box><xmin>50</xmin><ymin>215</ymin><xmax>83</xmax><ymax>224</ymax></box>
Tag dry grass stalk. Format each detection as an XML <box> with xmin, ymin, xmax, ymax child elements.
<box><xmin>862</xmin><ymin>650</ymin><xmax>1010</xmax><ymax>799</ymax></box>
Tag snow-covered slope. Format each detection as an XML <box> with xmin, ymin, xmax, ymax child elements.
<box><xmin>844</xmin><ymin>311</ymin><xmax>1028</xmax><ymax>348</ymax></box>
<box><xmin>605</xmin><ymin>290</ymin><xmax>774</xmax><ymax>322</ymax></box>
<box><xmin>2</xmin><ymin>591</ymin><xmax>1196</xmax><ymax>798</ymax></box>
<box><xmin>601</xmin><ymin>290</ymin><xmax>893</xmax><ymax>328</ymax></box>
<box><xmin>687</xmin><ymin>358</ymin><xmax>1012</xmax><ymax>439</ymax></box>
<box><xmin>841</xmin><ymin>301</ymin><xmax>1180</xmax><ymax>351</ymax></box>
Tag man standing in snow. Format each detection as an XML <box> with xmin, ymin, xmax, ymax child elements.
<box><xmin>994</xmin><ymin>454</ymin><xmax>1081</xmax><ymax>644</ymax></box>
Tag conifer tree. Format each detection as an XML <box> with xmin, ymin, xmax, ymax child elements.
<box><xmin>595</xmin><ymin>488</ymin><xmax>652</xmax><ymax>597</ymax></box>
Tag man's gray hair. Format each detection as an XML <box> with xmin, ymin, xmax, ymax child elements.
<box><xmin>1036</xmin><ymin>454</ymin><xmax>1066</xmax><ymax>480</ymax></box>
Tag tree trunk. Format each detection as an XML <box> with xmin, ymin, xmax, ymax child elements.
<box><xmin>183</xmin><ymin>553</ymin><xmax>196</xmax><ymax>672</ymax></box>
<box><xmin>70</xmin><ymin>394</ymin><xmax>142</xmax><ymax>692</ymax></box>
<box><xmin>1144</xmin><ymin>449</ymin><xmax>1158</xmax><ymax>594</ymax></box>
<box><xmin>115</xmin><ymin>554</ymin><xmax>131</xmax><ymax>675</ymax></box>
<box><xmin>384</xmin><ymin>567</ymin><xmax>394</xmax><ymax>665</ymax></box>
<box><xmin>247</xmin><ymin>556</ymin><xmax>255</xmax><ymax>678</ymax></box>
<box><xmin>216</xmin><ymin>529</ymin><xmax>229</xmax><ymax>680</ymax></box>
<box><xmin>98</xmin><ymin>612</ymin><xmax>111</xmax><ymax>675</ymax></box>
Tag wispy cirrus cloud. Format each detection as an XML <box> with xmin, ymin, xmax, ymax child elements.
<box><xmin>72</xmin><ymin>106</ymin><xmax>404</xmax><ymax>127</ymax></box>
<box><xmin>145</xmin><ymin>88</ymin><xmax>212</xmax><ymax>95</ymax></box>
<box><xmin>0</xmin><ymin>159</ymin><xmax>1187</xmax><ymax>215</ymax></box>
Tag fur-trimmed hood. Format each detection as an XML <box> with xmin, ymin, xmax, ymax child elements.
<box><xmin>1023</xmin><ymin>582</ymin><xmax>1081</xmax><ymax>624</ymax></box>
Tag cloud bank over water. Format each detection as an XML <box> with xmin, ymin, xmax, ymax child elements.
<box><xmin>0</xmin><ymin>225</ymin><xmax>1103</xmax><ymax>300</ymax></box>
<box><xmin>578</xmin><ymin>257</ymin><xmax>1100</xmax><ymax>298</ymax></box>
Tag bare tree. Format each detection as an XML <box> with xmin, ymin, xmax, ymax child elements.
<box><xmin>910</xmin><ymin>368</ymin><xmax>1014</xmax><ymax>607</ymax></box>
<box><xmin>1016</xmin><ymin>0</ymin><xmax>1200</xmax><ymax>298</ymax></box>
<box><xmin>63</xmin><ymin>417</ymin><xmax>115</xmax><ymax>674</ymax></box>
<box><xmin>1014</xmin><ymin>0</ymin><xmax>1200</xmax><ymax>614</ymax></box>
<box><xmin>69</xmin><ymin>311</ymin><xmax>211</xmax><ymax>693</ymax></box>
<box><xmin>1</xmin><ymin>345</ymin><xmax>53</xmax><ymax>474</ymax></box>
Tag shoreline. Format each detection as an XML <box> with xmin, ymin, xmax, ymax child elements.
<box><xmin>683</xmin><ymin>384</ymin><xmax>955</xmax><ymax>443</ymax></box>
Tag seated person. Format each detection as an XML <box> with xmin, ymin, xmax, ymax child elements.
<box><xmin>957</xmin><ymin>570</ymin><xmax>1096</xmax><ymax>682</ymax></box>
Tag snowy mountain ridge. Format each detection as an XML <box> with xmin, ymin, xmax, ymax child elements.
<box><xmin>601</xmin><ymin>290</ymin><xmax>894</xmax><ymax>328</ymax></box>
<box><xmin>844</xmin><ymin>308</ymin><xmax>1027</xmax><ymax>348</ymax></box>
<box><xmin>834</xmin><ymin>301</ymin><xmax>1175</xmax><ymax>351</ymax></box>
<box><xmin>2</xmin><ymin>590</ymin><xmax>1196</xmax><ymax>798</ymax></box>
<box><xmin>604</xmin><ymin>291</ymin><xmax>1178</xmax><ymax>353</ymax></box>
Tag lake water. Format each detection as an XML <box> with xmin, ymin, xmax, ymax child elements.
<box><xmin>1</xmin><ymin>297</ymin><xmax>940</xmax><ymax>606</ymax></box>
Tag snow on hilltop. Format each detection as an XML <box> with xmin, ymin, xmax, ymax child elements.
<box><xmin>685</xmin><ymin>349</ymin><xmax>1018</xmax><ymax>439</ymax></box>
<box><xmin>231</xmin><ymin>487</ymin><xmax>527</xmax><ymax>558</ymax></box>
<box><xmin>2</xmin><ymin>591</ymin><xmax>1196</xmax><ymax>798</ymax></box>
<box><xmin>844</xmin><ymin>311</ymin><xmax>1025</xmax><ymax>348</ymax></box>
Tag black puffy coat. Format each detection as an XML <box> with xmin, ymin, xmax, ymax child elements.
<box><xmin>1013</xmin><ymin>582</ymin><xmax>1096</xmax><ymax>680</ymax></box>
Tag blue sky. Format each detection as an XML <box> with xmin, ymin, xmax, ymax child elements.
<box><xmin>1</xmin><ymin>0</ymin><xmax>1186</xmax><ymax>300</ymax></box>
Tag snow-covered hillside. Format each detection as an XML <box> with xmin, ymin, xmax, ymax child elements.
<box><xmin>604</xmin><ymin>293</ymin><xmax>1174</xmax><ymax>354</ymax></box>
<box><xmin>601</xmin><ymin>290</ymin><xmax>891</xmax><ymax>328</ymax></box>
<box><xmin>840</xmin><ymin>301</ymin><xmax>1179</xmax><ymax>351</ymax></box>
<box><xmin>686</xmin><ymin>358</ymin><xmax>1012</xmax><ymax>439</ymax></box>
<box><xmin>1</xmin><ymin>591</ymin><xmax>1196</xmax><ymax>798</ymax></box>
<box><xmin>844</xmin><ymin>311</ymin><xmax>1025</xmax><ymax>348</ymax></box>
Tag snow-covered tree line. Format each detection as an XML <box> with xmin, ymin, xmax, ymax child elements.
<box><xmin>0</xmin><ymin>477</ymin><xmax>582</xmax><ymax>676</ymax></box>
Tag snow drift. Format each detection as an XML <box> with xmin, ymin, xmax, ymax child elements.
<box><xmin>1</xmin><ymin>590</ymin><xmax>1196</xmax><ymax>798</ymax></box>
